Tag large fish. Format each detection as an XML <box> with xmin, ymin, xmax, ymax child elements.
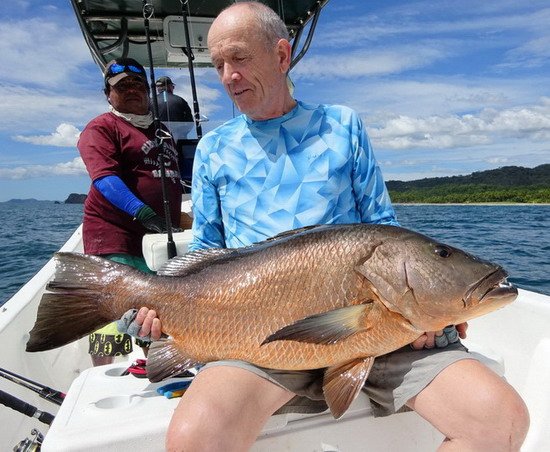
<box><xmin>27</xmin><ymin>223</ymin><xmax>517</xmax><ymax>418</ymax></box>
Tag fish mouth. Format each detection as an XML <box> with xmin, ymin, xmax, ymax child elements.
<box><xmin>463</xmin><ymin>268</ymin><xmax>518</xmax><ymax>306</ymax></box>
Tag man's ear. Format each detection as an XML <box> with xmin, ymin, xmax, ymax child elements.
<box><xmin>276</xmin><ymin>38</ymin><xmax>292</xmax><ymax>73</ymax></box>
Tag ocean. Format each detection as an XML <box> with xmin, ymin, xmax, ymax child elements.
<box><xmin>0</xmin><ymin>202</ymin><xmax>84</xmax><ymax>306</ymax></box>
<box><xmin>0</xmin><ymin>202</ymin><xmax>548</xmax><ymax>305</ymax></box>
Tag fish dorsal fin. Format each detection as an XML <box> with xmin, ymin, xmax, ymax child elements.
<box><xmin>261</xmin><ymin>304</ymin><xmax>372</xmax><ymax>346</ymax></box>
<box><xmin>146</xmin><ymin>339</ymin><xmax>201</xmax><ymax>382</ymax></box>
<box><xmin>158</xmin><ymin>248</ymin><xmax>235</xmax><ymax>276</ymax></box>
<box><xmin>323</xmin><ymin>357</ymin><xmax>375</xmax><ymax>419</ymax></box>
<box><xmin>265</xmin><ymin>224</ymin><xmax>324</xmax><ymax>242</ymax></box>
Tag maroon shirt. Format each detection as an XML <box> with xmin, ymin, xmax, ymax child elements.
<box><xmin>78</xmin><ymin>112</ymin><xmax>181</xmax><ymax>256</ymax></box>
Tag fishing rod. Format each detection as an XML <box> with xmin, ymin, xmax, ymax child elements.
<box><xmin>142</xmin><ymin>0</ymin><xmax>177</xmax><ymax>259</ymax></box>
<box><xmin>0</xmin><ymin>367</ymin><xmax>65</xmax><ymax>406</ymax></box>
<box><xmin>0</xmin><ymin>389</ymin><xmax>54</xmax><ymax>426</ymax></box>
<box><xmin>179</xmin><ymin>0</ymin><xmax>203</xmax><ymax>139</ymax></box>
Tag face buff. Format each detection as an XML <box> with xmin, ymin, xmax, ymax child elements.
<box><xmin>109</xmin><ymin>105</ymin><xmax>154</xmax><ymax>129</ymax></box>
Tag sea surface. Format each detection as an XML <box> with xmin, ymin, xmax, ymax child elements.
<box><xmin>0</xmin><ymin>202</ymin><xmax>84</xmax><ymax>306</ymax></box>
<box><xmin>0</xmin><ymin>202</ymin><xmax>548</xmax><ymax>306</ymax></box>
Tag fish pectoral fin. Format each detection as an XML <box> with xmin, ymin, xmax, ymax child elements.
<box><xmin>261</xmin><ymin>304</ymin><xmax>371</xmax><ymax>346</ymax></box>
<box><xmin>323</xmin><ymin>357</ymin><xmax>375</xmax><ymax>419</ymax></box>
<box><xmin>146</xmin><ymin>339</ymin><xmax>201</xmax><ymax>383</ymax></box>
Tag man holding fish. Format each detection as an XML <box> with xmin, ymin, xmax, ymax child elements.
<box><xmin>125</xmin><ymin>3</ymin><xmax>530</xmax><ymax>450</ymax></box>
<box><xmin>33</xmin><ymin>2</ymin><xmax>528</xmax><ymax>450</ymax></box>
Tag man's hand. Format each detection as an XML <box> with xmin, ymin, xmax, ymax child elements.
<box><xmin>455</xmin><ymin>322</ymin><xmax>468</xmax><ymax>339</ymax></box>
<box><xmin>410</xmin><ymin>323</ymin><xmax>468</xmax><ymax>350</ymax></box>
<box><xmin>135</xmin><ymin>205</ymin><xmax>183</xmax><ymax>234</ymax></box>
<box><xmin>117</xmin><ymin>307</ymin><xmax>163</xmax><ymax>341</ymax></box>
<box><xmin>135</xmin><ymin>205</ymin><xmax>168</xmax><ymax>233</ymax></box>
<box><xmin>135</xmin><ymin>307</ymin><xmax>163</xmax><ymax>341</ymax></box>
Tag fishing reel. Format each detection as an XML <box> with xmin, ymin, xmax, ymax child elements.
<box><xmin>13</xmin><ymin>429</ymin><xmax>44</xmax><ymax>452</ymax></box>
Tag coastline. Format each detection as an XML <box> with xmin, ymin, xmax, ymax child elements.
<box><xmin>394</xmin><ymin>202</ymin><xmax>550</xmax><ymax>206</ymax></box>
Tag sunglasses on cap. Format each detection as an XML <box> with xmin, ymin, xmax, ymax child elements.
<box><xmin>107</xmin><ymin>63</ymin><xmax>145</xmax><ymax>77</ymax></box>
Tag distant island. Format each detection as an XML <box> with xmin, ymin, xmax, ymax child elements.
<box><xmin>4</xmin><ymin>193</ymin><xmax>87</xmax><ymax>204</ymax></box>
<box><xmin>387</xmin><ymin>164</ymin><xmax>550</xmax><ymax>203</ymax></box>
<box><xmin>4</xmin><ymin>198</ymin><xmax>44</xmax><ymax>204</ymax></box>
<box><xmin>64</xmin><ymin>193</ymin><xmax>87</xmax><ymax>204</ymax></box>
<box><xmin>2</xmin><ymin>165</ymin><xmax>549</xmax><ymax>205</ymax></box>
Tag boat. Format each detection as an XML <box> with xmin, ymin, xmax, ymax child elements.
<box><xmin>1</xmin><ymin>1</ymin><xmax>549</xmax><ymax>450</ymax></box>
<box><xmin>2</xmin><ymin>229</ymin><xmax>550</xmax><ymax>451</ymax></box>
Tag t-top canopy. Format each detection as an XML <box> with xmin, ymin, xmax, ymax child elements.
<box><xmin>71</xmin><ymin>0</ymin><xmax>331</xmax><ymax>70</ymax></box>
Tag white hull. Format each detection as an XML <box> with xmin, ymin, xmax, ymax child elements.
<box><xmin>1</xmin><ymin>227</ymin><xmax>549</xmax><ymax>451</ymax></box>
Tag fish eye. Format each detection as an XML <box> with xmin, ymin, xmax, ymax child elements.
<box><xmin>434</xmin><ymin>245</ymin><xmax>452</xmax><ymax>258</ymax></box>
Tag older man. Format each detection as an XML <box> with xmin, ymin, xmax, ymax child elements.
<box><xmin>136</xmin><ymin>3</ymin><xmax>529</xmax><ymax>451</ymax></box>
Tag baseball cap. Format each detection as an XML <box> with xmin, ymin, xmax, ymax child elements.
<box><xmin>104</xmin><ymin>58</ymin><xmax>147</xmax><ymax>87</ymax></box>
<box><xmin>155</xmin><ymin>76</ymin><xmax>174</xmax><ymax>87</ymax></box>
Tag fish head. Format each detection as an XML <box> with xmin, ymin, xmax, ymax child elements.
<box><xmin>357</xmin><ymin>227</ymin><xmax>518</xmax><ymax>331</ymax></box>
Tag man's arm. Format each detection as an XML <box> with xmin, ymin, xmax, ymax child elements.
<box><xmin>79</xmin><ymin>122</ymin><xmax>170</xmax><ymax>233</ymax></box>
<box><xmin>188</xmin><ymin>141</ymin><xmax>226</xmax><ymax>251</ymax></box>
<box><xmin>350</xmin><ymin>115</ymin><xmax>398</xmax><ymax>226</ymax></box>
<box><xmin>93</xmin><ymin>175</ymin><xmax>145</xmax><ymax>216</ymax></box>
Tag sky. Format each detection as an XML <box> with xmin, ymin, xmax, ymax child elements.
<box><xmin>0</xmin><ymin>0</ymin><xmax>549</xmax><ymax>202</ymax></box>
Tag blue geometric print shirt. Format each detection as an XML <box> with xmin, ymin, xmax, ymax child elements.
<box><xmin>190</xmin><ymin>101</ymin><xmax>398</xmax><ymax>250</ymax></box>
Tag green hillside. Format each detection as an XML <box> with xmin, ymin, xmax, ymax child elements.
<box><xmin>386</xmin><ymin>164</ymin><xmax>550</xmax><ymax>203</ymax></box>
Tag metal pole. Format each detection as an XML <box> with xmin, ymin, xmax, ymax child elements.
<box><xmin>143</xmin><ymin>0</ymin><xmax>177</xmax><ymax>259</ymax></box>
<box><xmin>180</xmin><ymin>0</ymin><xmax>203</xmax><ymax>139</ymax></box>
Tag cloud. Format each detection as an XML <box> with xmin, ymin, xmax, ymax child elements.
<box><xmin>0</xmin><ymin>15</ymin><xmax>105</xmax><ymax>134</ymax></box>
<box><xmin>0</xmin><ymin>18</ymin><xmax>90</xmax><ymax>87</ymax></box>
<box><xmin>486</xmin><ymin>157</ymin><xmax>512</xmax><ymax>165</ymax></box>
<box><xmin>13</xmin><ymin>123</ymin><xmax>81</xmax><ymax>147</ymax></box>
<box><xmin>502</xmin><ymin>36</ymin><xmax>550</xmax><ymax>69</ymax></box>
<box><xmin>302</xmin><ymin>74</ymin><xmax>545</xmax><ymax>127</ymax></box>
<box><xmin>0</xmin><ymin>83</ymin><xmax>105</xmax><ymax>133</ymax></box>
<box><xmin>293</xmin><ymin>46</ymin><xmax>447</xmax><ymax>79</ymax></box>
<box><xmin>0</xmin><ymin>157</ymin><xmax>86</xmax><ymax>180</ymax></box>
<box><xmin>369</xmin><ymin>98</ymin><xmax>550</xmax><ymax>150</ymax></box>
<box><xmin>319</xmin><ymin>4</ymin><xmax>550</xmax><ymax>49</ymax></box>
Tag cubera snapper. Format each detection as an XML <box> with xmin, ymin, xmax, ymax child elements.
<box><xmin>26</xmin><ymin>223</ymin><xmax>517</xmax><ymax>418</ymax></box>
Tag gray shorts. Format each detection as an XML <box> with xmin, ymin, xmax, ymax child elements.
<box><xmin>200</xmin><ymin>342</ymin><xmax>502</xmax><ymax>417</ymax></box>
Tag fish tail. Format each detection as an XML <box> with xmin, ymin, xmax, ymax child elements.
<box><xmin>26</xmin><ymin>252</ymin><xmax>136</xmax><ymax>352</ymax></box>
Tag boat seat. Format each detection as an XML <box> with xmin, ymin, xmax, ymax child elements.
<box><xmin>142</xmin><ymin>229</ymin><xmax>193</xmax><ymax>271</ymax></box>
